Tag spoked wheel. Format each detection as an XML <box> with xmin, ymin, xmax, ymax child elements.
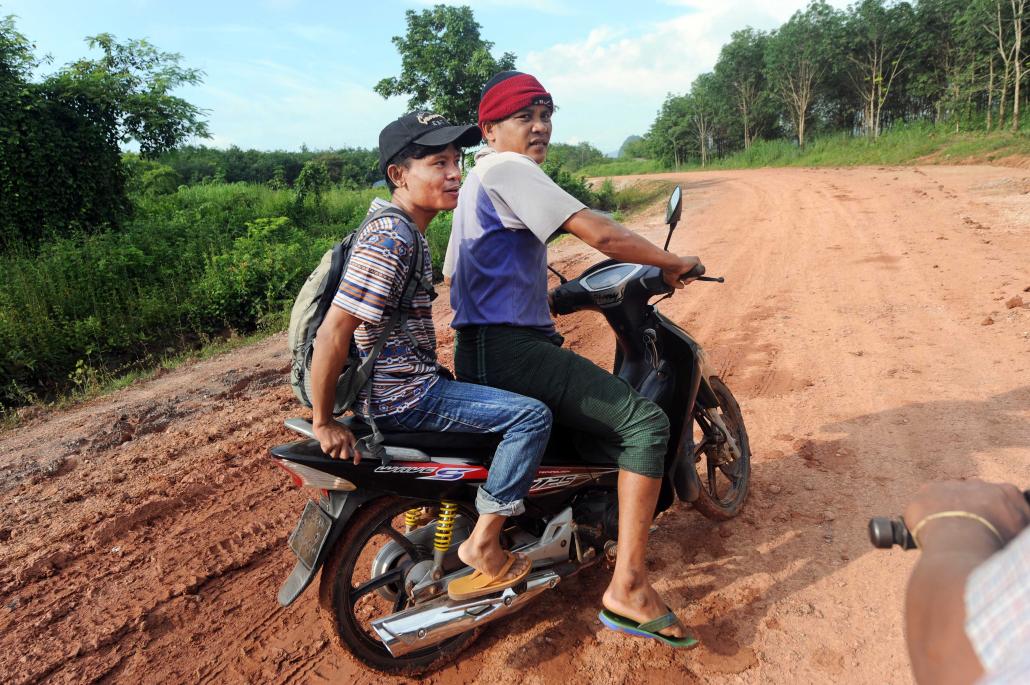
<box><xmin>690</xmin><ymin>376</ymin><xmax>751</xmax><ymax>520</ymax></box>
<box><xmin>318</xmin><ymin>496</ymin><xmax>479</xmax><ymax>674</ymax></box>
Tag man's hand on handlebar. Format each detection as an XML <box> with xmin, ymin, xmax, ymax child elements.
<box><xmin>904</xmin><ymin>480</ymin><xmax>1030</xmax><ymax>551</ymax></box>
<box><xmin>662</xmin><ymin>256</ymin><xmax>703</xmax><ymax>289</ymax></box>
<box><xmin>314</xmin><ymin>420</ymin><xmax>361</xmax><ymax>464</ymax></box>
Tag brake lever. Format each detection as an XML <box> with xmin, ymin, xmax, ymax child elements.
<box><xmin>696</xmin><ymin>276</ymin><xmax>725</xmax><ymax>283</ymax></box>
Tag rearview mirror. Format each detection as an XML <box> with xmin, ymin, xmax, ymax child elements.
<box><xmin>665</xmin><ymin>186</ymin><xmax>683</xmax><ymax>225</ymax></box>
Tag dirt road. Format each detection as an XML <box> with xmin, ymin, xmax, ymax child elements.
<box><xmin>2</xmin><ymin>166</ymin><xmax>1028</xmax><ymax>684</ymax></box>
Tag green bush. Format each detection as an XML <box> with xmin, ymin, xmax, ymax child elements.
<box><xmin>192</xmin><ymin>217</ymin><xmax>331</xmax><ymax>330</ymax></box>
<box><xmin>594</xmin><ymin>179</ymin><xmax>617</xmax><ymax>211</ymax></box>
<box><xmin>0</xmin><ymin>182</ymin><xmax>387</xmax><ymax>410</ymax></box>
<box><xmin>542</xmin><ymin>160</ymin><xmax>597</xmax><ymax>206</ymax></box>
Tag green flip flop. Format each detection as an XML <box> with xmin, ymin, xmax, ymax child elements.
<box><xmin>598</xmin><ymin>608</ymin><xmax>699</xmax><ymax>649</ymax></box>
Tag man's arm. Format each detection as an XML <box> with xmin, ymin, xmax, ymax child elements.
<box><xmin>903</xmin><ymin>480</ymin><xmax>1030</xmax><ymax>685</ymax></box>
<box><xmin>562</xmin><ymin>209</ymin><xmax>700</xmax><ymax>288</ymax></box>
<box><xmin>310</xmin><ymin>306</ymin><xmax>363</xmax><ymax>462</ymax></box>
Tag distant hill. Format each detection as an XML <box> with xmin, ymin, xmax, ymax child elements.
<box><xmin>614</xmin><ymin>135</ymin><xmax>643</xmax><ymax>158</ymax></box>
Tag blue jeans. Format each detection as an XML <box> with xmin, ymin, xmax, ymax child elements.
<box><xmin>375</xmin><ymin>378</ymin><xmax>551</xmax><ymax>516</ymax></box>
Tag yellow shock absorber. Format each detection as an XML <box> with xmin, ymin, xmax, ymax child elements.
<box><xmin>404</xmin><ymin>508</ymin><xmax>421</xmax><ymax>533</ymax></box>
<box><xmin>434</xmin><ymin>501</ymin><xmax>459</xmax><ymax>552</ymax></box>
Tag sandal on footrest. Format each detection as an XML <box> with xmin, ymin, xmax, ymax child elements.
<box><xmin>447</xmin><ymin>551</ymin><xmax>530</xmax><ymax>601</ymax></box>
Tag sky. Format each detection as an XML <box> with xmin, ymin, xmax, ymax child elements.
<box><xmin>3</xmin><ymin>0</ymin><xmax>851</xmax><ymax>154</ymax></box>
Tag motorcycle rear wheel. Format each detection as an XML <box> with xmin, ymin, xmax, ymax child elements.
<box><xmin>691</xmin><ymin>376</ymin><xmax>751</xmax><ymax>520</ymax></box>
<box><xmin>318</xmin><ymin>495</ymin><xmax>480</xmax><ymax>675</ymax></box>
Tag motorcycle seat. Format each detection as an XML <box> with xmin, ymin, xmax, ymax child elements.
<box><xmin>341</xmin><ymin>415</ymin><xmax>502</xmax><ymax>453</ymax></box>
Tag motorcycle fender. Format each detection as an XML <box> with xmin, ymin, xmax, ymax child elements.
<box><xmin>695</xmin><ymin>373</ymin><xmax>719</xmax><ymax>410</ymax></box>
<box><xmin>277</xmin><ymin>489</ymin><xmax>380</xmax><ymax>607</ymax></box>
<box><xmin>672</xmin><ymin>453</ymin><xmax>702</xmax><ymax>502</ymax></box>
<box><xmin>669</xmin><ymin>355</ymin><xmax>704</xmax><ymax>503</ymax></box>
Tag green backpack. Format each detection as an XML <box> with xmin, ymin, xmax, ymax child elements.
<box><xmin>287</xmin><ymin>206</ymin><xmax>435</xmax><ymax>459</ymax></box>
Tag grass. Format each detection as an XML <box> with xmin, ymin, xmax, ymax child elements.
<box><xmin>579</xmin><ymin>158</ymin><xmax>670</xmax><ymax>177</ymax></box>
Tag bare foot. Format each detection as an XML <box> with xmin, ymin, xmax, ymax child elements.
<box><xmin>602</xmin><ymin>583</ymin><xmax>689</xmax><ymax>639</ymax></box>
<box><xmin>457</xmin><ymin>538</ymin><xmax>531</xmax><ymax>579</ymax></box>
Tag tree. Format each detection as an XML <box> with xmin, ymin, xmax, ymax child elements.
<box><xmin>713</xmin><ymin>28</ymin><xmax>774</xmax><ymax>149</ymax></box>
<box><xmin>295</xmin><ymin>160</ymin><xmax>331</xmax><ymax>204</ymax></box>
<box><xmin>546</xmin><ymin>141</ymin><xmax>606</xmax><ymax>171</ymax></box>
<box><xmin>0</xmin><ymin>20</ymin><xmax>209</xmax><ymax>246</ymax></box>
<box><xmin>648</xmin><ymin>94</ymin><xmax>693</xmax><ymax>167</ymax></box>
<box><xmin>687</xmin><ymin>74</ymin><xmax>717</xmax><ymax>167</ymax></box>
<box><xmin>845</xmin><ymin>0</ymin><xmax>916</xmax><ymax>138</ymax></box>
<box><xmin>375</xmin><ymin>5</ymin><xmax>516</xmax><ymax>126</ymax></box>
<box><xmin>1005</xmin><ymin>0</ymin><xmax>1028</xmax><ymax>129</ymax></box>
<box><xmin>981</xmin><ymin>0</ymin><xmax>1030</xmax><ymax>130</ymax></box>
<box><xmin>765</xmin><ymin>1</ymin><xmax>843</xmax><ymax>147</ymax></box>
<box><xmin>53</xmin><ymin>34</ymin><xmax>209</xmax><ymax>158</ymax></box>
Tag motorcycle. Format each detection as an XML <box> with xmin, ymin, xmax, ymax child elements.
<box><xmin>269</xmin><ymin>186</ymin><xmax>752</xmax><ymax>674</ymax></box>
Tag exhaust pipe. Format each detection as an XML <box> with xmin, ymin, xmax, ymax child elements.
<box><xmin>371</xmin><ymin>570</ymin><xmax>560</xmax><ymax>657</ymax></box>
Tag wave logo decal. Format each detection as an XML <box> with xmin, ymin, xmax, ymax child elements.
<box><xmin>417</xmin><ymin>467</ymin><xmax>478</xmax><ymax>482</ymax></box>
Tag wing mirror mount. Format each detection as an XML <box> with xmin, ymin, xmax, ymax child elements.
<box><xmin>663</xmin><ymin>185</ymin><xmax>683</xmax><ymax>250</ymax></box>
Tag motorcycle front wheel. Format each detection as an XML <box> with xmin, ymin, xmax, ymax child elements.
<box><xmin>690</xmin><ymin>376</ymin><xmax>751</xmax><ymax>520</ymax></box>
<box><xmin>318</xmin><ymin>496</ymin><xmax>480</xmax><ymax>674</ymax></box>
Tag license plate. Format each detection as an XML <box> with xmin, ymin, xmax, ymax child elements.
<box><xmin>288</xmin><ymin>500</ymin><xmax>333</xmax><ymax>570</ymax></box>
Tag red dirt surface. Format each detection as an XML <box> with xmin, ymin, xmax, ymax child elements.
<box><xmin>2</xmin><ymin>166</ymin><xmax>1029</xmax><ymax>684</ymax></box>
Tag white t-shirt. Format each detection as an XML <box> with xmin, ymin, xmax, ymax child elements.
<box><xmin>443</xmin><ymin>147</ymin><xmax>586</xmax><ymax>332</ymax></box>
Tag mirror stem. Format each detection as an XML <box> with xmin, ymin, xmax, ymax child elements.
<box><xmin>663</xmin><ymin>222</ymin><xmax>677</xmax><ymax>251</ymax></box>
<box><xmin>548</xmin><ymin>264</ymin><xmax>568</xmax><ymax>284</ymax></box>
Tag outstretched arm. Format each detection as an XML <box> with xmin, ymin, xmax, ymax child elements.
<box><xmin>561</xmin><ymin>209</ymin><xmax>700</xmax><ymax>288</ymax></box>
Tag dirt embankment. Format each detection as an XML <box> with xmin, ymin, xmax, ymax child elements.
<box><xmin>2</xmin><ymin>165</ymin><xmax>1029</xmax><ymax>684</ymax></box>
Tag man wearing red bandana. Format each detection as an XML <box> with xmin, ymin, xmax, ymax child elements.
<box><xmin>444</xmin><ymin>71</ymin><xmax>702</xmax><ymax>647</ymax></box>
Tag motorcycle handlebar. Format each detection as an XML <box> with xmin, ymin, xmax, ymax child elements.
<box><xmin>868</xmin><ymin>490</ymin><xmax>1030</xmax><ymax>551</ymax></box>
<box><xmin>680</xmin><ymin>263</ymin><xmax>706</xmax><ymax>281</ymax></box>
<box><xmin>868</xmin><ymin>517</ymin><xmax>918</xmax><ymax>550</ymax></box>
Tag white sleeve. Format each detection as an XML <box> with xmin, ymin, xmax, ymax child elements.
<box><xmin>483</xmin><ymin>158</ymin><xmax>587</xmax><ymax>243</ymax></box>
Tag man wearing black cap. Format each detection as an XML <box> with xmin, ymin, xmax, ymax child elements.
<box><xmin>310</xmin><ymin>112</ymin><xmax>553</xmax><ymax>599</ymax></box>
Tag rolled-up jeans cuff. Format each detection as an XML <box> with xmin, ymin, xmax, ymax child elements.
<box><xmin>475</xmin><ymin>486</ymin><xmax>525</xmax><ymax>517</ymax></box>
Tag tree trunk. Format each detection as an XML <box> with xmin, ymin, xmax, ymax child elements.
<box><xmin>1012</xmin><ymin>0</ymin><xmax>1025</xmax><ymax>130</ymax></box>
<box><xmin>988</xmin><ymin>57</ymin><xmax>995</xmax><ymax>131</ymax></box>
<box><xmin>989</xmin><ymin>0</ymin><xmax>1015</xmax><ymax>129</ymax></box>
<box><xmin>780</xmin><ymin>61</ymin><xmax>814</xmax><ymax>148</ymax></box>
<box><xmin>1000</xmin><ymin>61</ymin><xmax>1011</xmax><ymax>126</ymax></box>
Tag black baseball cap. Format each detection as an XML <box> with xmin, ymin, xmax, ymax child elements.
<box><xmin>378</xmin><ymin>111</ymin><xmax>482</xmax><ymax>176</ymax></box>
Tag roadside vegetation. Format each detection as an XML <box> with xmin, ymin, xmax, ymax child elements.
<box><xmin>582</xmin><ymin>120</ymin><xmax>1030</xmax><ymax>176</ymax></box>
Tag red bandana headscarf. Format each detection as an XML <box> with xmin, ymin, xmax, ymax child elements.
<box><xmin>478</xmin><ymin>71</ymin><xmax>553</xmax><ymax>131</ymax></box>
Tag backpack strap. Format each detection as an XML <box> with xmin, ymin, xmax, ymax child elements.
<box><xmin>392</xmin><ymin>220</ymin><xmax>438</xmax><ymax>365</ymax></box>
<box><xmin>307</xmin><ymin>206</ymin><xmax>398</xmax><ymax>350</ymax></box>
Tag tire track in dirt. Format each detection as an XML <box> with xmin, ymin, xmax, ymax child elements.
<box><xmin>1</xmin><ymin>166</ymin><xmax>1028</xmax><ymax>684</ymax></box>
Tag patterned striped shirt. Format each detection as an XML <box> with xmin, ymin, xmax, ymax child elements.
<box><xmin>332</xmin><ymin>199</ymin><xmax>438</xmax><ymax>416</ymax></box>
<box><xmin>966</xmin><ymin>526</ymin><xmax>1030</xmax><ymax>684</ymax></box>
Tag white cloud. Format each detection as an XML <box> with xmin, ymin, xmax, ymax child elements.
<box><xmin>523</xmin><ymin>0</ymin><xmax>851</xmax><ymax>151</ymax></box>
<box><xmin>194</xmin><ymin>59</ymin><xmax>406</xmax><ymax>150</ymax></box>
